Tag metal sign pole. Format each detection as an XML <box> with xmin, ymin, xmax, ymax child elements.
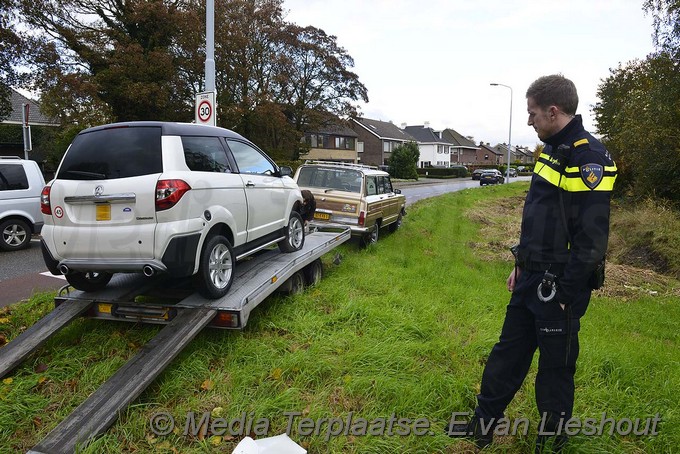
<box><xmin>22</xmin><ymin>103</ymin><xmax>32</xmax><ymax>159</ymax></box>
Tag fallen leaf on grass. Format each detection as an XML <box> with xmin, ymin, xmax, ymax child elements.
<box><xmin>270</xmin><ymin>368</ymin><xmax>283</xmax><ymax>380</ymax></box>
<box><xmin>200</xmin><ymin>379</ymin><xmax>214</xmax><ymax>391</ymax></box>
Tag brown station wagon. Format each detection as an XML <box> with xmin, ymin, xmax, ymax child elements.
<box><xmin>294</xmin><ymin>161</ymin><xmax>406</xmax><ymax>246</ymax></box>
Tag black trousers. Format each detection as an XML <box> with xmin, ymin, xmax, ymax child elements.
<box><xmin>475</xmin><ymin>269</ymin><xmax>591</xmax><ymax>429</ymax></box>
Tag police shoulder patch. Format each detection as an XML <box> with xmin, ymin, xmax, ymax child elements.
<box><xmin>580</xmin><ymin>163</ymin><xmax>603</xmax><ymax>189</ymax></box>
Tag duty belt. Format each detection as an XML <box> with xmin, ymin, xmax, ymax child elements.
<box><xmin>520</xmin><ymin>261</ymin><xmax>566</xmax><ymax>275</ymax></box>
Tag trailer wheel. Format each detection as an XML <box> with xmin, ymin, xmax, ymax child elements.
<box><xmin>194</xmin><ymin>235</ymin><xmax>234</xmax><ymax>299</ymax></box>
<box><xmin>278</xmin><ymin>211</ymin><xmax>305</xmax><ymax>253</ymax></box>
<box><xmin>66</xmin><ymin>271</ymin><xmax>113</xmax><ymax>292</ymax></box>
<box><xmin>286</xmin><ymin>270</ymin><xmax>306</xmax><ymax>295</ymax></box>
<box><xmin>304</xmin><ymin>259</ymin><xmax>323</xmax><ymax>286</ymax></box>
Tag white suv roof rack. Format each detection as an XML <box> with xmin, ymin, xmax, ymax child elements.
<box><xmin>304</xmin><ymin>160</ymin><xmax>379</xmax><ymax>170</ymax></box>
<box><xmin>0</xmin><ymin>156</ymin><xmax>23</xmax><ymax>160</ymax></box>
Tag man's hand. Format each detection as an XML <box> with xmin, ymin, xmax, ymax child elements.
<box><xmin>507</xmin><ymin>267</ymin><xmax>521</xmax><ymax>292</ymax></box>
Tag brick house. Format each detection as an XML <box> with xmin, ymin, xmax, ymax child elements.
<box><xmin>439</xmin><ymin>129</ymin><xmax>480</xmax><ymax>166</ymax></box>
<box><xmin>300</xmin><ymin>123</ymin><xmax>359</xmax><ymax>163</ymax></box>
<box><xmin>350</xmin><ymin>117</ymin><xmax>415</xmax><ymax>166</ymax></box>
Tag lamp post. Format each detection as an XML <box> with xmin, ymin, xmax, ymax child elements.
<box><xmin>490</xmin><ymin>83</ymin><xmax>512</xmax><ymax>183</ymax></box>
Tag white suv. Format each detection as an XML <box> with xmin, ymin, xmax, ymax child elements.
<box><xmin>0</xmin><ymin>157</ymin><xmax>45</xmax><ymax>251</ymax></box>
<box><xmin>41</xmin><ymin>122</ymin><xmax>305</xmax><ymax>298</ymax></box>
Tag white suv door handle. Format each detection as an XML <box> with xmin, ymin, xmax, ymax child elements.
<box><xmin>246</xmin><ymin>181</ymin><xmax>255</xmax><ymax>187</ymax></box>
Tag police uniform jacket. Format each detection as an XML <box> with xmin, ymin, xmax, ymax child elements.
<box><xmin>516</xmin><ymin>115</ymin><xmax>617</xmax><ymax>304</ymax></box>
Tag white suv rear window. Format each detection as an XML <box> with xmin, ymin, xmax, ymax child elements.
<box><xmin>57</xmin><ymin>126</ymin><xmax>162</xmax><ymax>180</ymax></box>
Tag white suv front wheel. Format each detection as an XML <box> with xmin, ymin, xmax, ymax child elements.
<box><xmin>195</xmin><ymin>235</ymin><xmax>235</xmax><ymax>299</ymax></box>
<box><xmin>278</xmin><ymin>211</ymin><xmax>305</xmax><ymax>253</ymax></box>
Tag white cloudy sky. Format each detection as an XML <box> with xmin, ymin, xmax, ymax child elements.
<box><xmin>283</xmin><ymin>0</ymin><xmax>656</xmax><ymax>149</ymax></box>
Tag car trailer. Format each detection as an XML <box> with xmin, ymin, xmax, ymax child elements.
<box><xmin>0</xmin><ymin>227</ymin><xmax>350</xmax><ymax>454</ymax></box>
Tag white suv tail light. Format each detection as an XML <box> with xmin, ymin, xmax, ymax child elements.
<box><xmin>156</xmin><ymin>179</ymin><xmax>191</xmax><ymax>211</ymax></box>
<box><xmin>40</xmin><ymin>185</ymin><xmax>52</xmax><ymax>215</ymax></box>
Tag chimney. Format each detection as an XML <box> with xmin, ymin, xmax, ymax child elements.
<box><xmin>424</xmin><ymin>121</ymin><xmax>430</xmax><ymax>128</ymax></box>
<box><xmin>400</xmin><ymin>123</ymin><xmax>407</xmax><ymax>129</ymax></box>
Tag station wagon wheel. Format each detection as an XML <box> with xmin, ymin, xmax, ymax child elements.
<box><xmin>195</xmin><ymin>235</ymin><xmax>234</xmax><ymax>299</ymax></box>
<box><xmin>0</xmin><ymin>218</ymin><xmax>31</xmax><ymax>251</ymax></box>
<box><xmin>361</xmin><ymin>223</ymin><xmax>379</xmax><ymax>247</ymax></box>
<box><xmin>278</xmin><ymin>211</ymin><xmax>305</xmax><ymax>253</ymax></box>
<box><xmin>388</xmin><ymin>212</ymin><xmax>403</xmax><ymax>233</ymax></box>
<box><xmin>65</xmin><ymin>271</ymin><xmax>113</xmax><ymax>292</ymax></box>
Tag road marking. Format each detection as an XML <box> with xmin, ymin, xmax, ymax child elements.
<box><xmin>40</xmin><ymin>272</ymin><xmax>66</xmax><ymax>280</ymax></box>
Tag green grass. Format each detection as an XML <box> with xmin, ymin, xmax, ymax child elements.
<box><xmin>0</xmin><ymin>183</ymin><xmax>678</xmax><ymax>453</ymax></box>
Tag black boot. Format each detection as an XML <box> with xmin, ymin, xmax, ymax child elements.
<box><xmin>445</xmin><ymin>416</ymin><xmax>494</xmax><ymax>449</ymax></box>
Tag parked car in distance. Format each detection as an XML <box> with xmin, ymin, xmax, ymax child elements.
<box><xmin>40</xmin><ymin>122</ymin><xmax>305</xmax><ymax>298</ymax></box>
<box><xmin>471</xmin><ymin>168</ymin><xmax>485</xmax><ymax>180</ymax></box>
<box><xmin>0</xmin><ymin>157</ymin><xmax>45</xmax><ymax>251</ymax></box>
<box><xmin>508</xmin><ymin>167</ymin><xmax>518</xmax><ymax>178</ymax></box>
<box><xmin>479</xmin><ymin>169</ymin><xmax>504</xmax><ymax>186</ymax></box>
<box><xmin>294</xmin><ymin>161</ymin><xmax>406</xmax><ymax>247</ymax></box>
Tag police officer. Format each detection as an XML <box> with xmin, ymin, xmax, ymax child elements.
<box><xmin>447</xmin><ymin>75</ymin><xmax>617</xmax><ymax>452</ymax></box>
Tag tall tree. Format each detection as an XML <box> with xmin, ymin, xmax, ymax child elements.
<box><xmin>277</xmin><ymin>25</ymin><xmax>369</xmax><ymax>132</ymax></box>
<box><xmin>0</xmin><ymin>0</ymin><xmax>27</xmax><ymax>119</ymax></box>
<box><xmin>19</xmin><ymin>0</ymin><xmax>197</xmax><ymax>123</ymax></box>
<box><xmin>595</xmin><ymin>2</ymin><xmax>680</xmax><ymax>204</ymax></box>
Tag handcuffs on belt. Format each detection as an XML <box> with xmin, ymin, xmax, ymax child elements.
<box><xmin>510</xmin><ymin>244</ymin><xmax>557</xmax><ymax>303</ymax></box>
<box><xmin>537</xmin><ymin>270</ymin><xmax>557</xmax><ymax>303</ymax></box>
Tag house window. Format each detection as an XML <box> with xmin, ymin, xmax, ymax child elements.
<box><xmin>485</xmin><ymin>154</ymin><xmax>489</xmax><ymax>160</ymax></box>
<box><xmin>334</xmin><ymin>137</ymin><xmax>356</xmax><ymax>150</ymax></box>
<box><xmin>306</xmin><ymin>134</ymin><xmax>329</xmax><ymax>148</ymax></box>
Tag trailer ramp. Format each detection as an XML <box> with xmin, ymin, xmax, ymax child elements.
<box><xmin>28</xmin><ymin>306</ymin><xmax>216</xmax><ymax>454</ymax></box>
<box><xmin>0</xmin><ymin>298</ymin><xmax>92</xmax><ymax>378</ymax></box>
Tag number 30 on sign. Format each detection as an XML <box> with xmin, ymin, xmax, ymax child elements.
<box><xmin>195</xmin><ymin>92</ymin><xmax>216</xmax><ymax>126</ymax></box>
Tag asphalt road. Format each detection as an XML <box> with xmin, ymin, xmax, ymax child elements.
<box><xmin>0</xmin><ymin>237</ymin><xmax>66</xmax><ymax>307</ymax></box>
<box><xmin>0</xmin><ymin>176</ymin><xmax>530</xmax><ymax>307</ymax></box>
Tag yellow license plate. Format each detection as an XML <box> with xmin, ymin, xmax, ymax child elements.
<box><xmin>314</xmin><ymin>212</ymin><xmax>331</xmax><ymax>220</ymax></box>
<box><xmin>98</xmin><ymin>303</ymin><xmax>112</xmax><ymax>314</ymax></box>
<box><xmin>96</xmin><ymin>204</ymin><xmax>111</xmax><ymax>221</ymax></box>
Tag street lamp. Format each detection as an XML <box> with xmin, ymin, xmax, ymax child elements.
<box><xmin>490</xmin><ymin>83</ymin><xmax>512</xmax><ymax>183</ymax></box>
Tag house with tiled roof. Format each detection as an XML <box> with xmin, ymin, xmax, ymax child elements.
<box><xmin>476</xmin><ymin>142</ymin><xmax>504</xmax><ymax>165</ymax></box>
<box><xmin>439</xmin><ymin>128</ymin><xmax>480</xmax><ymax>166</ymax></box>
<box><xmin>403</xmin><ymin>123</ymin><xmax>455</xmax><ymax>168</ymax></box>
<box><xmin>350</xmin><ymin>117</ymin><xmax>415</xmax><ymax>166</ymax></box>
<box><xmin>1</xmin><ymin>89</ymin><xmax>59</xmax><ymax>164</ymax></box>
<box><xmin>300</xmin><ymin>122</ymin><xmax>359</xmax><ymax>163</ymax></box>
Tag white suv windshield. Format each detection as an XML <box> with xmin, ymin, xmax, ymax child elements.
<box><xmin>57</xmin><ymin>126</ymin><xmax>162</xmax><ymax>180</ymax></box>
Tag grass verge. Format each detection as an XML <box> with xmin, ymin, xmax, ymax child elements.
<box><xmin>0</xmin><ymin>183</ymin><xmax>678</xmax><ymax>453</ymax></box>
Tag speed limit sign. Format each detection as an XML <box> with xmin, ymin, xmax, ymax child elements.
<box><xmin>195</xmin><ymin>91</ymin><xmax>216</xmax><ymax>125</ymax></box>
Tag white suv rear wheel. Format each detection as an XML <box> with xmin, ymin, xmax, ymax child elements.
<box><xmin>195</xmin><ymin>235</ymin><xmax>234</xmax><ymax>299</ymax></box>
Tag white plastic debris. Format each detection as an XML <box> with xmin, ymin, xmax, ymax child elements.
<box><xmin>232</xmin><ymin>434</ymin><xmax>306</xmax><ymax>454</ymax></box>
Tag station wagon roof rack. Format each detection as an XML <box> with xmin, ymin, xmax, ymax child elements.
<box><xmin>304</xmin><ymin>160</ymin><xmax>379</xmax><ymax>170</ymax></box>
<box><xmin>0</xmin><ymin>156</ymin><xmax>23</xmax><ymax>160</ymax></box>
